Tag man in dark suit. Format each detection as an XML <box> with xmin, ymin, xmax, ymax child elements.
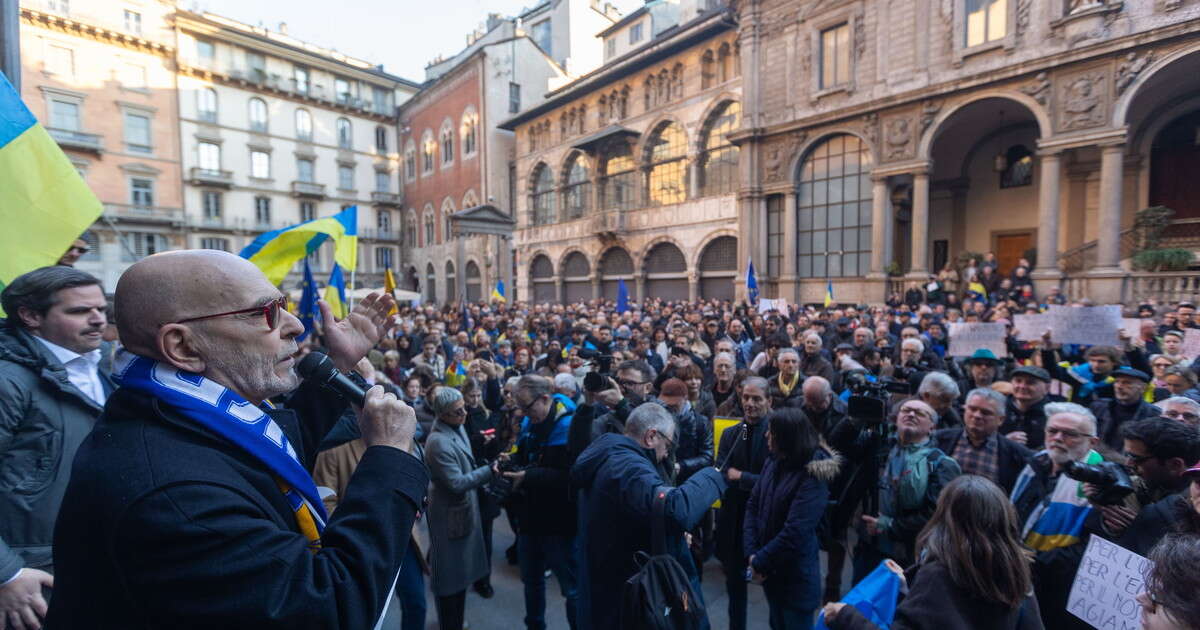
<box><xmin>46</xmin><ymin>250</ymin><xmax>426</xmax><ymax>629</ymax></box>
<box><xmin>934</xmin><ymin>387</ymin><xmax>1032</xmax><ymax>493</ymax></box>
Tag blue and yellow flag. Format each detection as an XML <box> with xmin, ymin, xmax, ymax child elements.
<box><xmin>324</xmin><ymin>263</ymin><xmax>348</xmax><ymax>319</ymax></box>
<box><xmin>0</xmin><ymin>71</ymin><xmax>102</xmax><ymax>303</ymax></box>
<box><xmin>383</xmin><ymin>265</ymin><xmax>398</xmax><ymax>316</ymax></box>
<box><xmin>241</xmin><ymin>206</ymin><xmax>358</xmax><ymax>286</ymax></box>
<box><xmin>824</xmin><ymin>279</ymin><xmax>835</xmax><ymax>308</ymax></box>
<box><xmin>297</xmin><ymin>257</ymin><xmax>319</xmax><ymax>341</ymax></box>
<box><xmin>491</xmin><ymin>280</ymin><xmax>506</xmax><ymax>302</ymax></box>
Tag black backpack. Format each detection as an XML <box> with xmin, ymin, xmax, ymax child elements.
<box><xmin>619</xmin><ymin>489</ymin><xmax>707</xmax><ymax>630</ymax></box>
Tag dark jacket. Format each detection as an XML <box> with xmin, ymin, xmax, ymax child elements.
<box><xmin>1001</xmin><ymin>396</ymin><xmax>1059</xmax><ymax>451</ymax></box>
<box><xmin>933</xmin><ymin>428</ymin><xmax>1033</xmax><ymax>493</ymax></box>
<box><xmin>803</xmin><ymin>396</ymin><xmax>848</xmax><ymax>442</ymax></box>
<box><xmin>666</xmin><ymin>401</ymin><xmax>714</xmax><ymax>483</ymax></box>
<box><xmin>511</xmin><ymin>397</ymin><xmax>577</xmax><ymax>536</ymax></box>
<box><xmin>45</xmin><ymin>376</ymin><xmax>428</xmax><ymax>629</ymax></box>
<box><xmin>714</xmin><ymin>417</ymin><xmax>770</xmax><ymax>566</ymax></box>
<box><xmin>567</xmin><ymin>398</ymin><xmax>634</xmax><ymax>463</ymax></box>
<box><xmin>828</xmin><ymin>560</ymin><xmax>1043</xmax><ymax>630</ymax></box>
<box><xmin>767</xmin><ymin>373</ymin><xmax>805</xmax><ymax>409</ymax></box>
<box><xmin>1089</xmin><ymin>398</ymin><xmax>1161</xmax><ymax>451</ymax></box>
<box><xmin>743</xmin><ymin>452</ymin><xmax>837</xmax><ymax>609</ymax></box>
<box><xmin>693</xmin><ymin>389</ymin><xmax>716</xmax><ymax>424</ymax></box>
<box><xmin>1116</xmin><ymin>491</ymin><xmax>1191</xmax><ymax>556</ymax></box>
<box><xmin>570</xmin><ymin>433</ymin><xmax>725</xmax><ymax>630</ymax></box>
<box><xmin>864</xmin><ymin>439</ymin><xmax>961</xmax><ymax>564</ymax></box>
<box><xmin>0</xmin><ymin>321</ymin><xmax>111</xmax><ymax>582</ymax></box>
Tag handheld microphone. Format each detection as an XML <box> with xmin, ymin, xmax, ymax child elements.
<box><xmin>297</xmin><ymin>352</ymin><xmax>366</xmax><ymax>406</ymax></box>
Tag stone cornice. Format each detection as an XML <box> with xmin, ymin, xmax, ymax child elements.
<box><xmin>21</xmin><ymin>7</ymin><xmax>174</xmax><ymax>57</ymax></box>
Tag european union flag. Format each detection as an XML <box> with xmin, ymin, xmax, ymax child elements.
<box><xmin>616</xmin><ymin>278</ymin><xmax>630</xmax><ymax>314</ymax></box>
<box><xmin>746</xmin><ymin>258</ymin><xmax>759</xmax><ymax>306</ymax></box>
<box><xmin>297</xmin><ymin>257</ymin><xmax>319</xmax><ymax>341</ymax></box>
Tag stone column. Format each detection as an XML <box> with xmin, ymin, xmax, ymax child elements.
<box><xmin>780</xmin><ymin>192</ymin><xmax>798</xmax><ymax>302</ymax></box>
<box><xmin>868</xmin><ymin>175</ymin><xmax>889</xmax><ymax>277</ymax></box>
<box><xmin>905</xmin><ymin>169</ymin><xmax>930</xmax><ymax>279</ymax></box>
<box><xmin>590</xmin><ymin>272</ymin><xmax>601</xmax><ymax>301</ymax></box>
<box><xmin>1094</xmin><ymin>143</ymin><xmax>1124</xmax><ymax>273</ymax></box>
<box><xmin>499</xmin><ymin>235</ymin><xmax>514</xmax><ymax>302</ymax></box>
<box><xmin>635</xmin><ymin>273</ymin><xmax>646</xmax><ymax>303</ymax></box>
<box><xmin>455</xmin><ymin>230</ymin><xmax>466</xmax><ymax>303</ymax></box>
<box><xmin>1032</xmin><ymin>150</ymin><xmax>1062</xmax><ymax>281</ymax></box>
<box><xmin>555</xmin><ymin>276</ymin><xmax>564</xmax><ymax>304</ymax></box>
<box><xmin>688</xmin><ymin>271</ymin><xmax>699</xmax><ymax>302</ymax></box>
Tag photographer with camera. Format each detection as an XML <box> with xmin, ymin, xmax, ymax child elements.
<box><xmin>1107</xmin><ymin>418</ymin><xmax>1200</xmax><ymax>555</ymax></box>
<box><xmin>851</xmin><ymin>399</ymin><xmax>961</xmax><ymax>582</ymax></box>
<box><xmin>566</xmin><ymin>359</ymin><xmax>655</xmax><ymax>462</ymax></box>
<box><xmin>505</xmin><ymin>375</ymin><xmax>580</xmax><ymax>630</ymax></box>
<box><xmin>1009</xmin><ymin>403</ymin><xmax>1112</xmax><ymax>630</ymax></box>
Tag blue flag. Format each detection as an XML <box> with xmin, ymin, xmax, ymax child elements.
<box><xmin>297</xmin><ymin>257</ymin><xmax>319</xmax><ymax>341</ymax></box>
<box><xmin>324</xmin><ymin>263</ymin><xmax>348</xmax><ymax>319</ymax></box>
<box><xmin>816</xmin><ymin>561</ymin><xmax>901</xmax><ymax>629</ymax></box>
<box><xmin>617</xmin><ymin>278</ymin><xmax>630</xmax><ymax>314</ymax></box>
<box><xmin>746</xmin><ymin>258</ymin><xmax>759</xmax><ymax>306</ymax></box>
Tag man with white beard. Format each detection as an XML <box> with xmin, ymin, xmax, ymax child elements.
<box><xmin>1010</xmin><ymin>402</ymin><xmax>1106</xmax><ymax>630</ymax></box>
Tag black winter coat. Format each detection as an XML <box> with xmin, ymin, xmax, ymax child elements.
<box><xmin>1089</xmin><ymin>398</ymin><xmax>1161</xmax><ymax>451</ymax></box>
<box><xmin>46</xmin><ymin>378</ymin><xmax>428</xmax><ymax>630</ymax></box>
<box><xmin>669</xmin><ymin>402</ymin><xmax>714</xmax><ymax>483</ymax></box>
<box><xmin>828</xmin><ymin>560</ymin><xmax>1044</xmax><ymax>630</ymax></box>
<box><xmin>715</xmin><ymin>417</ymin><xmax>769</xmax><ymax>565</ymax></box>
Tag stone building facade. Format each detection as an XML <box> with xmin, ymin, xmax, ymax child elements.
<box><xmin>18</xmin><ymin>0</ymin><xmax>183</xmax><ymax>290</ymax></box>
<box><xmin>734</xmin><ymin>0</ymin><xmax>1200</xmax><ymax>305</ymax></box>
<box><xmin>502</xmin><ymin>3</ymin><xmax>744</xmax><ymax>304</ymax></box>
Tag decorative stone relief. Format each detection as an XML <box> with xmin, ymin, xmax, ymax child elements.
<box><xmin>1058</xmin><ymin>70</ymin><xmax>1108</xmax><ymax>131</ymax></box>
<box><xmin>861</xmin><ymin>113</ymin><xmax>879</xmax><ymax>148</ymax></box>
<box><xmin>883</xmin><ymin>116</ymin><xmax>914</xmax><ymax>161</ymax></box>
<box><xmin>854</xmin><ymin>19</ymin><xmax>866</xmax><ymax>58</ymax></box>
<box><xmin>1016</xmin><ymin>0</ymin><xmax>1032</xmax><ymax>42</ymax></box>
<box><xmin>920</xmin><ymin>100</ymin><xmax>943</xmax><ymax>134</ymax></box>
<box><xmin>940</xmin><ymin>0</ymin><xmax>954</xmax><ymax>53</ymax></box>
<box><xmin>1160</xmin><ymin>0</ymin><xmax>1182</xmax><ymax>10</ymax></box>
<box><xmin>763</xmin><ymin>131</ymin><xmax>807</xmax><ymax>183</ymax></box>
<box><xmin>1020</xmin><ymin>72</ymin><xmax>1052</xmax><ymax>106</ymax></box>
<box><xmin>1115</xmin><ymin>51</ymin><xmax>1154</xmax><ymax>95</ymax></box>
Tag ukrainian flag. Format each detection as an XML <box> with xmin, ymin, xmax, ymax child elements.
<box><xmin>0</xmin><ymin>71</ymin><xmax>102</xmax><ymax>302</ymax></box>
<box><xmin>824</xmin><ymin>279</ymin><xmax>834</xmax><ymax>308</ymax></box>
<box><xmin>324</xmin><ymin>263</ymin><xmax>348</xmax><ymax>319</ymax></box>
<box><xmin>491</xmin><ymin>280</ymin><xmax>506</xmax><ymax>303</ymax></box>
<box><xmin>240</xmin><ymin>206</ymin><xmax>358</xmax><ymax>286</ymax></box>
<box><xmin>383</xmin><ymin>265</ymin><xmax>398</xmax><ymax>316</ymax></box>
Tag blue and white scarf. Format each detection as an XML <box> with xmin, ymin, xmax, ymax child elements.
<box><xmin>113</xmin><ymin>351</ymin><xmax>329</xmax><ymax>533</ymax></box>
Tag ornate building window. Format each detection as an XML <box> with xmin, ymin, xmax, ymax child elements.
<box><xmin>295</xmin><ymin>109</ymin><xmax>312</xmax><ymax>141</ymax></box>
<box><xmin>796</xmin><ymin>134</ymin><xmax>874</xmax><ymax>278</ymax></box>
<box><xmin>645</xmin><ymin>121</ymin><xmax>687</xmax><ymax>206</ymax></box>
<box><xmin>966</xmin><ymin>0</ymin><xmax>1007</xmax><ymax>47</ymax></box>
<box><xmin>530</xmin><ymin>164</ymin><xmax>556</xmax><ymax>225</ymax></box>
<box><xmin>461</xmin><ymin>109</ymin><xmax>478</xmax><ymax>156</ymax></box>
<box><xmin>600</xmin><ymin>140</ymin><xmax>637</xmax><ymax>211</ymax></box>
<box><xmin>337</xmin><ymin>118</ymin><xmax>353</xmax><ymax>149</ymax></box>
<box><xmin>700</xmin><ymin>101</ymin><xmax>741</xmax><ymax>196</ymax></box>
<box><xmin>819</xmin><ymin>24</ymin><xmax>851</xmax><ymax>89</ymax></box>
<box><xmin>421</xmin><ymin>131</ymin><xmax>435</xmax><ymax>174</ymax></box>
<box><xmin>440</xmin><ymin>120</ymin><xmax>455</xmax><ymax>165</ymax></box>
<box><xmin>248</xmin><ymin>98</ymin><xmax>268</xmax><ymax>133</ymax></box>
<box><xmin>563</xmin><ymin>153</ymin><xmax>591</xmax><ymax>220</ymax></box>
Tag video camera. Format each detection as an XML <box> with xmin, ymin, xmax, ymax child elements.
<box><xmin>845</xmin><ymin>371</ymin><xmax>911</xmax><ymax>423</ymax></box>
<box><xmin>1064</xmin><ymin>460</ymin><xmax>1135</xmax><ymax>506</ymax></box>
<box><xmin>578</xmin><ymin>347</ymin><xmax>616</xmax><ymax>393</ymax></box>
<box><xmin>483</xmin><ymin>459</ymin><xmax>530</xmax><ymax>504</ymax></box>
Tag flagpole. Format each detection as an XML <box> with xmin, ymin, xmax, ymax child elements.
<box><xmin>348</xmin><ymin>268</ymin><xmax>355</xmax><ymax>310</ymax></box>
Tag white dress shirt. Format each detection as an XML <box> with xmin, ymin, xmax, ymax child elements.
<box><xmin>33</xmin><ymin>336</ymin><xmax>107</xmax><ymax>406</ymax></box>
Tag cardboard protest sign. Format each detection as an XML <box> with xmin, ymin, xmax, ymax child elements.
<box><xmin>1183</xmin><ymin>329</ymin><xmax>1200</xmax><ymax>360</ymax></box>
<box><xmin>948</xmin><ymin>322</ymin><xmax>1007</xmax><ymax>357</ymax></box>
<box><xmin>1067</xmin><ymin>536</ymin><xmax>1150</xmax><ymax>630</ymax></box>
<box><xmin>757</xmin><ymin>298</ymin><xmax>789</xmax><ymax>316</ymax></box>
<box><xmin>1013</xmin><ymin>314</ymin><xmax>1051</xmax><ymax>342</ymax></box>
<box><xmin>1049</xmin><ymin>305</ymin><xmax>1122</xmax><ymax>346</ymax></box>
<box><xmin>1121</xmin><ymin>318</ymin><xmax>1144</xmax><ymax>341</ymax></box>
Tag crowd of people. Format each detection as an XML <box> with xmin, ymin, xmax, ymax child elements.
<box><xmin>2</xmin><ymin>247</ymin><xmax>1200</xmax><ymax>630</ymax></box>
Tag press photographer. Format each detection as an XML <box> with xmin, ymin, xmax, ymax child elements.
<box><xmin>1107</xmin><ymin>418</ymin><xmax>1200</xmax><ymax>554</ymax></box>
<box><xmin>567</xmin><ymin>359</ymin><xmax>655</xmax><ymax>461</ymax></box>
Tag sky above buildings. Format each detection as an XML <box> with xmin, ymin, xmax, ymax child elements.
<box><xmin>193</xmin><ymin>0</ymin><xmax>643</xmax><ymax>83</ymax></box>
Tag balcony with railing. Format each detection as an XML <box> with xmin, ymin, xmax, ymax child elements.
<box><xmin>103</xmin><ymin>203</ymin><xmax>183</xmax><ymax>225</ymax></box>
<box><xmin>371</xmin><ymin>191</ymin><xmax>402</xmax><ymax>207</ymax></box>
<box><xmin>291</xmin><ymin>181</ymin><xmax>326</xmax><ymax>198</ymax></box>
<box><xmin>360</xmin><ymin>227</ymin><xmax>397</xmax><ymax>241</ymax></box>
<box><xmin>47</xmin><ymin>128</ymin><xmax>103</xmax><ymax>154</ymax></box>
<box><xmin>189</xmin><ymin>167</ymin><xmax>234</xmax><ymax>188</ymax></box>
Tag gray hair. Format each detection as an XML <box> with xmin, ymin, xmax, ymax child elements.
<box><xmin>901</xmin><ymin>338</ymin><xmax>925</xmax><ymax>353</ymax></box>
<box><xmin>803</xmin><ymin>375</ymin><xmax>833</xmax><ymax>398</ymax></box>
<box><xmin>918</xmin><ymin>372</ymin><xmax>959</xmax><ymax>402</ymax></box>
<box><xmin>428</xmin><ymin>386</ymin><xmax>463</xmax><ymax>417</ymax></box>
<box><xmin>742</xmin><ymin>376</ymin><xmax>769</xmax><ymax>393</ymax></box>
<box><xmin>624</xmin><ymin>403</ymin><xmax>676</xmax><ymax>441</ymax></box>
<box><xmin>803</xmin><ymin>332</ymin><xmax>823</xmax><ymax>345</ymax></box>
<box><xmin>504</xmin><ymin>376</ymin><xmax>522</xmax><ymax>390</ymax></box>
<box><xmin>965</xmin><ymin>387</ymin><xmax>1005</xmax><ymax>413</ymax></box>
<box><xmin>554</xmin><ymin>372</ymin><xmax>578</xmax><ymax>393</ymax></box>
<box><xmin>1158</xmin><ymin>396</ymin><xmax>1200</xmax><ymax>415</ymax></box>
<box><xmin>777</xmin><ymin>348</ymin><xmax>800</xmax><ymax>362</ymax></box>
<box><xmin>514</xmin><ymin>374</ymin><xmax>552</xmax><ymax>402</ymax></box>
<box><xmin>1164</xmin><ymin>364</ymin><xmax>1198</xmax><ymax>387</ymax></box>
<box><xmin>1045</xmin><ymin>402</ymin><xmax>1098</xmax><ymax>437</ymax></box>
<box><xmin>713</xmin><ymin>352</ymin><xmax>736</xmax><ymax>368</ymax></box>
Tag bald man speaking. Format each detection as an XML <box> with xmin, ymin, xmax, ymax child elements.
<box><xmin>45</xmin><ymin>251</ymin><xmax>426</xmax><ymax>629</ymax></box>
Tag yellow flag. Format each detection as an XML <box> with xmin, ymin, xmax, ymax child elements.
<box><xmin>383</xmin><ymin>267</ymin><xmax>398</xmax><ymax>315</ymax></box>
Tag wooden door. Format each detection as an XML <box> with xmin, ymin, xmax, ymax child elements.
<box><xmin>995</xmin><ymin>232</ymin><xmax>1033</xmax><ymax>277</ymax></box>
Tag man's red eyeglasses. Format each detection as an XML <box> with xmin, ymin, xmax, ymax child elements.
<box><xmin>174</xmin><ymin>296</ymin><xmax>290</xmax><ymax>330</ymax></box>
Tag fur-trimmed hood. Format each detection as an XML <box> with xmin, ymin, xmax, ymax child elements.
<box><xmin>806</xmin><ymin>442</ymin><xmax>843</xmax><ymax>482</ymax></box>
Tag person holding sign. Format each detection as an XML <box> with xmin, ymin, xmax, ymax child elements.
<box><xmin>1038</xmin><ymin>333</ymin><xmax>1123</xmax><ymax>406</ymax></box>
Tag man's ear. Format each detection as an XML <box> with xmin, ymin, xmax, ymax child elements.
<box><xmin>16</xmin><ymin>306</ymin><xmax>44</xmax><ymax>332</ymax></box>
<box><xmin>158</xmin><ymin>324</ymin><xmax>208</xmax><ymax>373</ymax></box>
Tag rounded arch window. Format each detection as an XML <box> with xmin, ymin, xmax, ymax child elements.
<box><xmin>530</xmin><ymin>164</ymin><xmax>556</xmax><ymax>225</ymax></box>
<box><xmin>645</xmin><ymin>121</ymin><xmax>687</xmax><ymax>206</ymax></box>
<box><xmin>248</xmin><ymin>98</ymin><xmax>268</xmax><ymax>132</ymax></box>
<box><xmin>795</xmin><ymin>134</ymin><xmax>874</xmax><ymax>278</ymax></box>
<box><xmin>563</xmin><ymin>153</ymin><xmax>591</xmax><ymax>220</ymax></box>
<box><xmin>700</xmin><ymin>101</ymin><xmax>740</xmax><ymax>196</ymax></box>
<box><xmin>600</xmin><ymin>140</ymin><xmax>636</xmax><ymax>211</ymax></box>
